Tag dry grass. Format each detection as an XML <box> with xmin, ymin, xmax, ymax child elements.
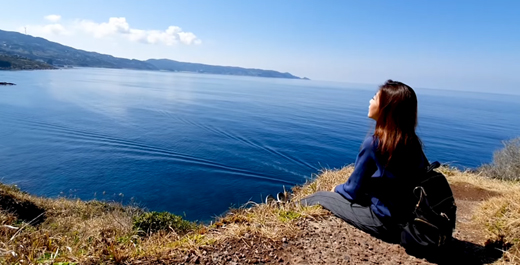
<box><xmin>291</xmin><ymin>166</ymin><xmax>354</xmax><ymax>201</ymax></box>
<box><xmin>436</xmin><ymin>164</ymin><xmax>520</xmax><ymax>264</ymax></box>
<box><xmin>0</xmin><ymin>166</ymin><xmax>354</xmax><ymax>264</ymax></box>
<box><xmin>0</xmin><ymin>182</ymin><xmax>142</xmax><ymax>264</ymax></box>
<box><xmin>474</xmin><ymin>186</ymin><xmax>520</xmax><ymax>264</ymax></box>
<box><xmin>0</xmin><ymin>162</ymin><xmax>519</xmax><ymax>264</ymax></box>
<box><xmin>439</xmin><ymin>164</ymin><xmax>519</xmax><ymax>192</ymax></box>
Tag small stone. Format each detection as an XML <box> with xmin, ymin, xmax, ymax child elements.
<box><xmin>189</xmin><ymin>255</ymin><xmax>201</xmax><ymax>264</ymax></box>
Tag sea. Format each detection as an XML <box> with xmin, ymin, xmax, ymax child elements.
<box><xmin>0</xmin><ymin>68</ymin><xmax>519</xmax><ymax>221</ymax></box>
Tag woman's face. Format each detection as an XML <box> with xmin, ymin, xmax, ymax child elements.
<box><xmin>368</xmin><ymin>91</ymin><xmax>380</xmax><ymax>120</ymax></box>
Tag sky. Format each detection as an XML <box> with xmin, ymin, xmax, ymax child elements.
<box><xmin>0</xmin><ymin>0</ymin><xmax>519</xmax><ymax>94</ymax></box>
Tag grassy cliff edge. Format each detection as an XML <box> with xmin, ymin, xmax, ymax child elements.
<box><xmin>0</xmin><ymin>138</ymin><xmax>519</xmax><ymax>264</ymax></box>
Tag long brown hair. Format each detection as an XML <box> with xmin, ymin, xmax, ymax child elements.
<box><xmin>374</xmin><ymin>80</ymin><xmax>422</xmax><ymax>165</ymax></box>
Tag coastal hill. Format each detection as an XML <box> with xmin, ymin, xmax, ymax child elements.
<box><xmin>0</xmin><ymin>29</ymin><xmax>304</xmax><ymax>79</ymax></box>
<box><xmin>146</xmin><ymin>59</ymin><xmax>301</xmax><ymax>79</ymax></box>
<box><xmin>0</xmin><ymin>54</ymin><xmax>55</xmax><ymax>70</ymax></box>
<box><xmin>0</xmin><ymin>30</ymin><xmax>155</xmax><ymax>70</ymax></box>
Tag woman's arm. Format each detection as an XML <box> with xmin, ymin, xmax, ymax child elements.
<box><xmin>334</xmin><ymin>137</ymin><xmax>378</xmax><ymax>202</ymax></box>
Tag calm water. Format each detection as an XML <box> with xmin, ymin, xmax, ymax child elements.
<box><xmin>0</xmin><ymin>68</ymin><xmax>519</xmax><ymax>221</ymax></box>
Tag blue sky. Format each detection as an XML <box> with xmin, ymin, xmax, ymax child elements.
<box><xmin>1</xmin><ymin>0</ymin><xmax>519</xmax><ymax>94</ymax></box>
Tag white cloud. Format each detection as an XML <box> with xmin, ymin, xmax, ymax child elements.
<box><xmin>78</xmin><ymin>17</ymin><xmax>130</xmax><ymax>38</ymax></box>
<box><xmin>44</xmin><ymin>15</ymin><xmax>61</xmax><ymax>23</ymax></box>
<box><xmin>77</xmin><ymin>17</ymin><xmax>201</xmax><ymax>45</ymax></box>
<box><xmin>23</xmin><ymin>15</ymin><xmax>201</xmax><ymax>46</ymax></box>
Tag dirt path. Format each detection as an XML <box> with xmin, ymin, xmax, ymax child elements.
<box><xmin>274</xmin><ymin>182</ymin><xmax>503</xmax><ymax>265</ymax></box>
<box><xmin>142</xmin><ymin>182</ymin><xmax>506</xmax><ymax>264</ymax></box>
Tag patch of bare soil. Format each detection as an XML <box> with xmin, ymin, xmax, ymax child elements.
<box><xmin>450</xmin><ymin>182</ymin><xmax>501</xmax><ymax>245</ymax></box>
<box><xmin>175</xmin><ymin>235</ymin><xmax>285</xmax><ymax>264</ymax></box>
<box><xmin>450</xmin><ymin>182</ymin><xmax>500</xmax><ymax>202</ymax></box>
<box><xmin>135</xmin><ymin>183</ymin><xmax>506</xmax><ymax>264</ymax></box>
<box><xmin>0</xmin><ymin>191</ymin><xmax>46</xmax><ymax>225</ymax></box>
<box><xmin>280</xmin><ymin>214</ymin><xmax>502</xmax><ymax>265</ymax></box>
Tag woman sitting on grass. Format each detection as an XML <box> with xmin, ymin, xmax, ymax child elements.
<box><xmin>302</xmin><ymin>80</ymin><xmax>428</xmax><ymax>242</ymax></box>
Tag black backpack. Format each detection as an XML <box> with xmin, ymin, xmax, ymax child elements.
<box><xmin>400</xmin><ymin>161</ymin><xmax>457</xmax><ymax>250</ymax></box>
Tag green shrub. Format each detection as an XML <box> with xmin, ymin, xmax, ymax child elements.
<box><xmin>133</xmin><ymin>211</ymin><xmax>197</xmax><ymax>236</ymax></box>
<box><xmin>277</xmin><ymin>210</ymin><xmax>301</xmax><ymax>222</ymax></box>
<box><xmin>481</xmin><ymin>137</ymin><xmax>520</xmax><ymax>181</ymax></box>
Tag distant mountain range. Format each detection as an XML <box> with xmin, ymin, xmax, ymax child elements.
<box><xmin>0</xmin><ymin>29</ymin><xmax>306</xmax><ymax>79</ymax></box>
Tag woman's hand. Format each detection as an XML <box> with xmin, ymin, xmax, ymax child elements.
<box><xmin>330</xmin><ymin>186</ymin><xmax>335</xmax><ymax>192</ymax></box>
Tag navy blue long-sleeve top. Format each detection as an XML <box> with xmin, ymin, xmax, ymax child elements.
<box><xmin>335</xmin><ymin>136</ymin><xmax>427</xmax><ymax>223</ymax></box>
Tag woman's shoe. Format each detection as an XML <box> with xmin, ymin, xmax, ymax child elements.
<box><xmin>265</xmin><ymin>194</ymin><xmax>276</xmax><ymax>204</ymax></box>
<box><xmin>276</xmin><ymin>192</ymin><xmax>287</xmax><ymax>203</ymax></box>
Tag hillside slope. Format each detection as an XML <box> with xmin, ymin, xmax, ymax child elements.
<box><xmin>0</xmin><ymin>29</ymin><xmax>304</xmax><ymax>79</ymax></box>
<box><xmin>0</xmin><ymin>54</ymin><xmax>56</xmax><ymax>70</ymax></box>
<box><xmin>0</xmin><ymin>30</ymin><xmax>157</xmax><ymax>70</ymax></box>
<box><xmin>147</xmin><ymin>59</ymin><xmax>301</xmax><ymax>79</ymax></box>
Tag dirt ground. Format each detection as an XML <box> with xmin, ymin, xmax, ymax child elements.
<box><xmin>138</xmin><ymin>182</ymin><xmax>509</xmax><ymax>265</ymax></box>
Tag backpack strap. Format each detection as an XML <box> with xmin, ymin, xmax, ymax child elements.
<box><xmin>426</xmin><ymin>161</ymin><xmax>441</xmax><ymax>173</ymax></box>
<box><xmin>419</xmin><ymin>146</ymin><xmax>441</xmax><ymax>172</ymax></box>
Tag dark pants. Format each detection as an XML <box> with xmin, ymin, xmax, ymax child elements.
<box><xmin>301</xmin><ymin>191</ymin><xmax>399</xmax><ymax>243</ymax></box>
